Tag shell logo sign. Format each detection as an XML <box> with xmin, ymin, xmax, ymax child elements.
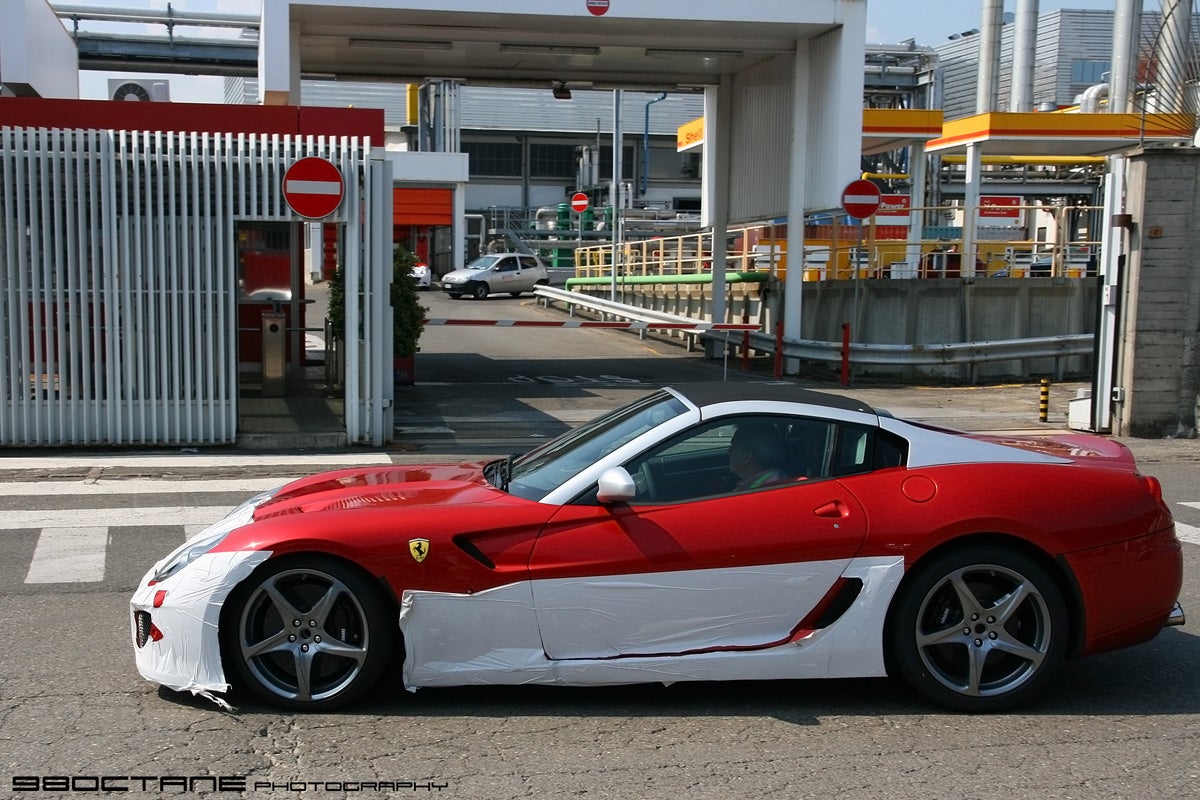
<box><xmin>677</xmin><ymin>117</ymin><xmax>705</xmax><ymax>152</ymax></box>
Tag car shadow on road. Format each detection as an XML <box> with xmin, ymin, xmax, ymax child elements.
<box><xmin>191</xmin><ymin>628</ymin><xmax>1200</xmax><ymax>723</ymax></box>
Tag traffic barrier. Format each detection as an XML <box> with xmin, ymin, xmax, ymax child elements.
<box><xmin>423</xmin><ymin>318</ymin><xmax>758</xmax><ymax>331</ymax></box>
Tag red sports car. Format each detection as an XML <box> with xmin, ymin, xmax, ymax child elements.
<box><xmin>131</xmin><ymin>383</ymin><xmax>1185</xmax><ymax>712</ymax></box>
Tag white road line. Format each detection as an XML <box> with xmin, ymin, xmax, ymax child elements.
<box><xmin>0</xmin><ymin>478</ymin><xmax>282</xmax><ymax>496</ymax></box>
<box><xmin>0</xmin><ymin>453</ymin><xmax>391</xmax><ymax>470</ymax></box>
<box><xmin>0</xmin><ymin>506</ymin><xmax>232</xmax><ymax>531</ymax></box>
<box><xmin>1173</xmin><ymin>520</ymin><xmax>1200</xmax><ymax>546</ymax></box>
<box><xmin>25</xmin><ymin>527</ymin><xmax>108</xmax><ymax>583</ymax></box>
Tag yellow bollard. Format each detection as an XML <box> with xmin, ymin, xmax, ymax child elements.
<box><xmin>1039</xmin><ymin>378</ymin><xmax>1050</xmax><ymax>422</ymax></box>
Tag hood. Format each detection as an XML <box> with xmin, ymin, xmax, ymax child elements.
<box><xmin>441</xmin><ymin>266</ymin><xmax>487</xmax><ymax>281</ymax></box>
<box><xmin>253</xmin><ymin>462</ymin><xmax>504</xmax><ymax>520</ymax></box>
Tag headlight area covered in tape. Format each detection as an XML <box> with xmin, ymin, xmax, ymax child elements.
<box><xmin>150</xmin><ymin>488</ymin><xmax>277</xmax><ymax>583</ymax></box>
<box><xmin>130</xmin><ymin>488</ymin><xmax>279</xmax><ymax>708</ymax></box>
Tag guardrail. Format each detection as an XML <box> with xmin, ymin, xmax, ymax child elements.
<box><xmin>536</xmin><ymin>285</ymin><xmax>1093</xmax><ymax>378</ymax></box>
<box><xmin>534</xmin><ymin>286</ymin><xmax>755</xmax><ymax>350</ymax></box>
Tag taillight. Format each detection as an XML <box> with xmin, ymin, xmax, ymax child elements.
<box><xmin>1138</xmin><ymin>474</ymin><xmax>1164</xmax><ymax>504</ymax></box>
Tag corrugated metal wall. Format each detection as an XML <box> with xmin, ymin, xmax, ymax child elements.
<box><xmin>728</xmin><ymin>55</ymin><xmax>794</xmax><ymax>224</ymax></box>
<box><xmin>224</xmin><ymin>78</ymin><xmax>705</xmax><ymax>135</ymax></box>
<box><xmin>938</xmin><ymin>9</ymin><xmax>1200</xmax><ymax>119</ymax></box>
<box><xmin>0</xmin><ymin>128</ymin><xmax>389</xmax><ymax>447</ymax></box>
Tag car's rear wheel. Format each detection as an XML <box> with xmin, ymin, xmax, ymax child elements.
<box><xmin>472</xmin><ymin>282</ymin><xmax>490</xmax><ymax>300</ymax></box>
<box><xmin>887</xmin><ymin>544</ymin><xmax>1068</xmax><ymax>712</ymax></box>
<box><xmin>448</xmin><ymin>292</ymin><xmax>462</xmax><ymax>299</ymax></box>
<box><xmin>509</xmin><ymin>291</ymin><xmax>523</xmax><ymax>297</ymax></box>
<box><xmin>223</xmin><ymin>556</ymin><xmax>395</xmax><ymax>711</ymax></box>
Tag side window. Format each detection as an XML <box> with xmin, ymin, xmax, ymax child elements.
<box><xmin>622</xmin><ymin>415</ymin><xmax>833</xmax><ymax>504</ymax></box>
<box><xmin>828</xmin><ymin>423</ymin><xmax>908</xmax><ymax>476</ymax></box>
<box><xmin>519</xmin><ymin>256</ymin><xmax>541</xmax><ymax>270</ymax></box>
<box><xmin>496</xmin><ymin>257</ymin><xmax>517</xmax><ymax>272</ymax></box>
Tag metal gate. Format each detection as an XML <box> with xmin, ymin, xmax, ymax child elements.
<box><xmin>0</xmin><ymin>126</ymin><xmax>392</xmax><ymax>447</ymax></box>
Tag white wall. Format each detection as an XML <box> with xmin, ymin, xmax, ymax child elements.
<box><xmin>0</xmin><ymin>0</ymin><xmax>78</xmax><ymax>98</ymax></box>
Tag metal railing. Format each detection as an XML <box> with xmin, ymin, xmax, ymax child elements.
<box><xmin>573</xmin><ymin>204</ymin><xmax>1103</xmax><ymax>281</ymax></box>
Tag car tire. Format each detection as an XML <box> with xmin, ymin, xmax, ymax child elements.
<box><xmin>509</xmin><ymin>291</ymin><xmax>523</xmax><ymax>297</ymax></box>
<box><xmin>886</xmin><ymin>544</ymin><xmax>1068</xmax><ymax>712</ymax></box>
<box><xmin>472</xmin><ymin>283</ymin><xmax>490</xmax><ymax>300</ymax></box>
<box><xmin>222</xmin><ymin>555</ymin><xmax>396</xmax><ymax>711</ymax></box>
<box><xmin>448</xmin><ymin>292</ymin><xmax>462</xmax><ymax>299</ymax></box>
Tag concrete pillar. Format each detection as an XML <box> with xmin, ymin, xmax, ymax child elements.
<box><xmin>1117</xmin><ymin>148</ymin><xmax>1200</xmax><ymax>437</ymax></box>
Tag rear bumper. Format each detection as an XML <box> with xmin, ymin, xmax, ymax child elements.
<box><xmin>1064</xmin><ymin>525</ymin><xmax>1183</xmax><ymax>655</ymax></box>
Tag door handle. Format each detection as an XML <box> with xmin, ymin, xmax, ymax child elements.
<box><xmin>813</xmin><ymin>500</ymin><xmax>848</xmax><ymax>518</ymax></box>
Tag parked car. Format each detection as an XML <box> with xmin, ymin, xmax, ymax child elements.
<box><xmin>409</xmin><ymin>260</ymin><xmax>431</xmax><ymax>290</ymax></box>
<box><xmin>440</xmin><ymin>253</ymin><xmax>548</xmax><ymax>299</ymax></box>
<box><xmin>130</xmin><ymin>382</ymin><xmax>1183</xmax><ymax>713</ymax></box>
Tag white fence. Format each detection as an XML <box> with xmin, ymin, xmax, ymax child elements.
<box><xmin>0</xmin><ymin>127</ymin><xmax>392</xmax><ymax>447</ymax></box>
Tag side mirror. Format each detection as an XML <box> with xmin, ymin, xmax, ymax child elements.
<box><xmin>596</xmin><ymin>467</ymin><xmax>637</xmax><ymax>504</ymax></box>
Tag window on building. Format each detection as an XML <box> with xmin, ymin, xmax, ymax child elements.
<box><xmin>1071</xmin><ymin>59</ymin><xmax>1110</xmax><ymax>85</ymax></box>
<box><xmin>597</xmin><ymin>146</ymin><xmax>636</xmax><ymax>181</ymax></box>
<box><xmin>529</xmin><ymin>143</ymin><xmax>577</xmax><ymax>178</ymax></box>
<box><xmin>644</xmin><ymin>145</ymin><xmax>702</xmax><ymax>181</ymax></box>
<box><xmin>463</xmin><ymin>141</ymin><xmax>522</xmax><ymax>177</ymax></box>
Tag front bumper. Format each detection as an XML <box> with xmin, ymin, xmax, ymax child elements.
<box><xmin>130</xmin><ymin>550</ymin><xmax>272</xmax><ymax>705</ymax></box>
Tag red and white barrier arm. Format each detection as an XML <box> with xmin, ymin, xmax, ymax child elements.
<box><xmin>423</xmin><ymin>318</ymin><xmax>759</xmax><ymax>331</ymax></box>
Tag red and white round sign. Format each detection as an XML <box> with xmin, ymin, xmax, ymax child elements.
<box><xmin>841</xmin><ymin>179</ymin><xmax>882</xmax><ymax>220</ymax></box>
<box><xmin>283</xmin><ymin>157</ymin><xmax>345</xmax><ymax>219</ymax></box>
<box><xmin>570</xmin><ymin>192</ymin><xmax>590</xmax><ymax>213</ymax></box>
<box><xmin>586</xmin><ymin>0</ymin><xmax>610</xmax><ymax>16</ymax></box>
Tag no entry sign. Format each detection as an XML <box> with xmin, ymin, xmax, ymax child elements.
<box><xmin>841</xmin><ymin>179</ymin><xmax>882</xmax><ymax>220</ymax></box>
<box><xmin>283</xmin><ymin>157</ymin><xmax>344</xmax><ymax>219</ymax></box>
<box><xmin>586</xmin><ymin>0</ymin><xmax>610</xmax><ymax>15</ymax></box>
<box><xmin>570</xmin><ymin>192</ymin><xmax>590</xmax><ymax>213</ymax></box>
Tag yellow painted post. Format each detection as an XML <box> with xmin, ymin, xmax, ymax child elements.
<box><xmin>1039</xmin><ymin>378</ymin><xmax>1050</xmax><ymax>423</ymax></box>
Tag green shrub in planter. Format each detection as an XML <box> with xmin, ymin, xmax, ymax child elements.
<box><xmin>327</xmin><ymin>247</ymin><xmax>427</xmax><ymax>358</ymax></box>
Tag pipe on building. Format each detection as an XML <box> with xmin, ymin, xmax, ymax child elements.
<box><xmin>1079</xmin><ymin>83</ymin><xmax>1109</xmax><ymax>113</ymax></box>
<box><xmin>1009</xmin><ymin>0</ymin><xmax>1039</xmax><ymax>112</ymax></box>
<box><xmin>1155</xmin><ymin>0</ymin><xmax>1193</xmax><ymax>114</ymax></box>
<box><xmin>1110</xmin><ymin>0</ymin><xmax>1143</xmax><ymax>113</ymax></box>
<box><xmin>976</xmin><ymin>0</ymin><xmax>1005</xmax><ymax>113</ymax></box>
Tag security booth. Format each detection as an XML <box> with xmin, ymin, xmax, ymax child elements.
<box><xmin>0</xmin><ymin>97</ymin><xmax>395</xmax><ymax>447</ymax></box>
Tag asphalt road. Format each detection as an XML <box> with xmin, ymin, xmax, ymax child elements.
<box><xmin>1</xmin><ymin>287</ymin><xmax>1198</xmax><ymax>800</ymax></box>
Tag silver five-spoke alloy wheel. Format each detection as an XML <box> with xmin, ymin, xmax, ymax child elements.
<box><xmin>888</xmin><ymin>545</ymin><xmax>1068</xmax><ymax>712</ymax></box>
<box><xmin>224</xmin><ymin>556</ymin><xmax>394</xmax><ymax>710</ymax></box>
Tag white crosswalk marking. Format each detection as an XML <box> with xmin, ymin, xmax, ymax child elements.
<box><xmin>0</xmin><ymin>506</ymin><xmax>232</xmax><ymax>531</ymax></box>
<box><xmin>25</xmin><ymin>527</ymin><xmax>108</xmax><ymax>583</ymax></box>
<box><xmin>1172</xmin><ymin>503</ymin><xmax>1200</xmax><ymax>545</ymax></box>
<box><xmin>0</xmin><ymin>454</ymin><xmax>387</xmax><ymax>586</ymax></box>
<box><xmin>0</xmin><ymin>479</ymin><xmax>282</xmax><ymax>496</ymax></box>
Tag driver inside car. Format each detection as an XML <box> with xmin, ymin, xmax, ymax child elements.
<box><xmin>729</xmin><ymin>421</ymin><xmax>790</xmax><ymax>490</ymax></box>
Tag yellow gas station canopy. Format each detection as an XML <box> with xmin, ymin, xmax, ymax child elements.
<box><xmin>679</xmin><ymin>108</ymin><xmax>946</xmax><ymax>155</ymax></box>
<box><xmin>861</xmin><ymin>108</ymin><xmax>944</xmax><ymax>155</ymax></box>
<box><xmin>925</xmin><ymin>111</ymin><xmax>1196</xmax><ymax>157</ymax></box>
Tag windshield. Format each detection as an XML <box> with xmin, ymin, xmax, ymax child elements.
<box><xmin>466</xmin><ymin>256</ymin><xmax>500</xmax><ymax>271</ymax></box>
<box><xmin>504</xmin><ymin>390</ymin><xmax>688</xmax><ymax>501</ymax></box>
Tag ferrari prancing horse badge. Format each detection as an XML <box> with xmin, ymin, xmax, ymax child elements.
<box><xmin>409</xmin><ymin>538</ymin><xmax>430</xmax><ymax>562</ymax></box>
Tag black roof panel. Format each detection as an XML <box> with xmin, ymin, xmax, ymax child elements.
<box><xmin>671</xmin><ymin>382</ymin><xmax>876</xmax><ymax>415</ymax></box>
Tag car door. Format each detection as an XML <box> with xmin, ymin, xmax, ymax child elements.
<box><xmin>491</xmin><ymin>256</ymin><xmax>520</xmax><ymax>291</ymax></box>
<box><xmin>517</xmin><ymin>256</ymin><xmax>543</xmax><ymax>291</ymax></box>
<box><xmin>527</xmin><ymin>414</ymin><xmax>872</xmax><ymax>660</ymax></box>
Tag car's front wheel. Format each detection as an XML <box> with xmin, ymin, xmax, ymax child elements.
<box><xmin>471</xmin><ymin>282</ymin><xmax>490</xmax><ymax>300</ymax></box>
<box><xmin>886</xmin><ymin>544</ymin><xmax>1068</xmax><ymax>712</ymax></box>
<box><xmin>223</xmin><ymin>556</ymin><xmax>395</xmax><ymax>711</ymax></box>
